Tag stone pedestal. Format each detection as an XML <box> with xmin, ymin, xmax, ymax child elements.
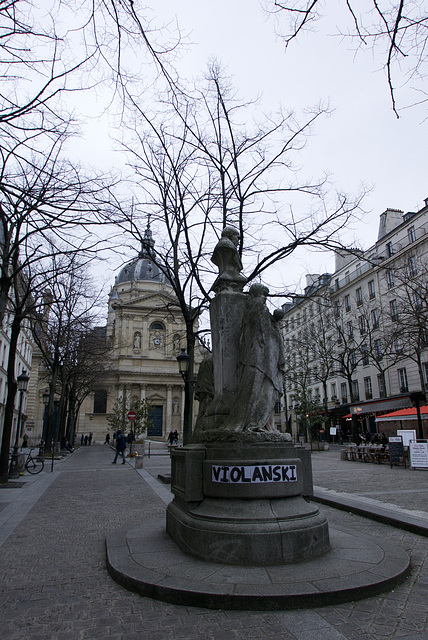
<box><xmin>166</xmin><ymin>443</ymin><xmax>330</xmax><ymax>566</ymax></box>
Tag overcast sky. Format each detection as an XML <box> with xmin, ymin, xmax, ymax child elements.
<box><xmin>78</xmin><ymin>0</ymin><xmax>427</xmax><ymax>292</ymax></box>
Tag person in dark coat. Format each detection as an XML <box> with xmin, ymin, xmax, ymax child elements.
<box><xmin>112</xmin><ymin>431</ymin><xmax>127</xmax><ymax>464</ymax></box>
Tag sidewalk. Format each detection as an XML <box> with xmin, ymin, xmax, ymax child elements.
<box><xmin>0</xmin><ymin>445</ymin><xmax>427</xmax><ymax>640</ymax></box>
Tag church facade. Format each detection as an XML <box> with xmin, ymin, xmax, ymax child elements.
<box><xmin>77</xmin><ymin>228</ymin><xmax>199</xmax><ymax>443</ymax></box>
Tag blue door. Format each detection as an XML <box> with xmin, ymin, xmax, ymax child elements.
<box><xmin>148</xmin><ymin>405</ymin><xmax>163</xmax><ymax>437</ymax></box>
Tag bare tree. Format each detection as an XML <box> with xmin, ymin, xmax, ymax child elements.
<box><xmin>352</xmin><ymin>292</ymin><xmax>402</xmax><ymax>398</ymax></box>
<box><xmin>113</xmin><ymin>65</ymin><xmax>363</xmax><ymax>442</ymax></box>
<box><xmin>0</xmin><ymin>133</ymin><xmax>115</xmax><ymax>325</ymax></box>
<box><xmin>386</xmin><ymin>256</ymin><xmax>428</xmax><ymax>391</ymax></box>
<box><xmin>31</xmin><ymin>252</ymin><xmax>106</xmax><ymax>452</ymax></box>
<box><xmin>0</xmin><ymin>136</ymin><xmax>114</xmax><ymax>481</ymax></box>
<box><xmin>268</xmin><ymin>1</ymin><xmax>428</xmax><ymax>116</ymax></box>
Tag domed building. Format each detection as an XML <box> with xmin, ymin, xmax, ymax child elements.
<box><xmin>77</xmin><ymin>226</ymin><xmax>200</xmax><ymax>442</ymax></box>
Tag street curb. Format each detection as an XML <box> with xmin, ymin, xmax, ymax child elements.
<box><xmin>312</xmin><ymin>488</ymin><xmax>428</xmax><ymax>537</ymax></box>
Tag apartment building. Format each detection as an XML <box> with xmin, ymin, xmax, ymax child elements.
<box><xmin>282</xmin><ymin>199</ymin><xmax>428</xmax><ymax>440</ymax></box>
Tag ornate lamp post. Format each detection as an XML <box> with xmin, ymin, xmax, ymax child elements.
<box><xmin>8</xmin><ymin>370</ymin><xmax>30</xmax><ymax>480</ymax></box>
<box><xmin>176</xmin><ymin>349</ymin><xmax>194</xmax><ymax>446</ymax></box>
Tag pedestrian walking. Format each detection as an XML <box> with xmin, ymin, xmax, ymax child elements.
<box><xmin>21</xmin><ymin>434</ymin><xmax>28</xmax><ymax>449</ymax></box>
<box><xmin>88</xmin><ymin>432</ymin><xmax>93</xmax><ymax>446</ymax></box>
<box><xmin>112</xmin><ymin>431</ymin><xmax>127</xmax><ymax>464</ymax></box>
<box><xmin>84</xmin><ymin>435</ymin><xmax>88</xmax><ymax>446</ymax></box>
<box><xmin>80</xmin><ymin>434</ymin><xmax>84</xmax><ymax>445</ymax></box>
<box><xmin>105</xmin><ymin>433</ymin><xmax>110</xmax><ymax>445</ymax></box>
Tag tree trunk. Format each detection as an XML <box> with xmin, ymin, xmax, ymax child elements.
<box><xmin>0</xmin><ymin>314</ymin><xmax>21</xmax><ymax>483</ymax></box>
<box><xmin>182</xmin><ymin>322</ymin><xmax>195</xmax><ymax>445</ymax></box>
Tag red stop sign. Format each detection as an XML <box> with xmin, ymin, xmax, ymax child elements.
<box><xmin>127</xmin><ymin>410</ymin><xmax>137</xmax><ymax>421</ymax></box>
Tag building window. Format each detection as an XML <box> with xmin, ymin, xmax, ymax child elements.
<box><xmin>386</xmin><ymin>270</ymin><xmax>395</xmax><ymax>289</ymax></box>
<box><xmin>374</xmin><ymin>338</ymin><xmax>383</xmax><ymax>360</ymax></box>
<box><xmin>408</xmin><ymin>226</ymin><xmax>416</xmax><ymax>243</ymax></box>
<box><xmin>368</xmin><ymin>280</ymin><xmax>376</xmax><ymax>299</ymax></box>
<box><xmin>408</xmin><ymin>256</ymin><xmax>418</xmax><ymax>277</ymax></box>
<box><xmin>377</xmin><ymin>374</ymin><xmax>386</xmax><ymax>398</ymax></box>
<box><xmin>371</xmin><ymin>308</ymin><xmax>379</xmax><ymax>329</ymax></box>
<box><xmin>361</xmin><ymin>344</ymin><xmax>369</xmax><ymax>366</ymax></box>
<box><xmin>347</xmin><ymin>321</ymin><xmax>353</xmax><ymax>338</ymax></box>
<box><xmin>423</xmin><ymin>363</ymin><xmax>428</xmax><ymax>391</ymax></box>
<box><xmin>398</xmin><ymin>368</ymin><xmax>408</xmax><ymax>393</ymax></box>
<box><xmin>303</xmin><ymin>308</ymin><xmax>307</xmax><ymax>321</ymax></box>
<box><xmin>93</xmin><ymin>389</ymin><xmax>107</xmax><ymax>414</ymax></box>
<box><xmin>345</xmin><ymin>294</ymin><xmax>351</xmax><ymax>312</ymax></box>
<box><xmin>395</xmin><ymin>337</ymin><xmax>404</xmax><ymax>354</ymax></box>
<box><xmin>150</xmin><ymin>321</ymin><xmax>165</xmax><ymax>331</ymax></box>
<box><xmin>413</xmin><ymin>290</ymin><xmax>423</xmax><ymax>309</ymax></box>
<box><xmin>340</xmin><ymin>382</ymin><xmax>348</xmax><ymax>404</ymax></box>
<box><xmin>274</xmin><ymin>401</ymin><xmax>281</xmax><ymax>414</ymax></box>
<box><xmin>350</xmin><ymin>350</ymin><xmax>357</xmax><ymax>367</ymax></box>
<box><xmin>331</xmin><ymin>382</ymin><xmax>337</xmax><ymax>400</ymax></box>
<box><xmin>351</xmin><ymin>380</ymin><xmax>360</xmax><ymax>401</ymax></box>
<box><xmin>390</xmin><ymin>299</ymin><xmax>398</xmax><ymax>321</ymax></box>
<box><xmin>386</xmin><ymin>242</ymin><xmax>393</xmax><ymax>257</ymax></box>
<box><xmin>334</xmin><ymin>302</ymin><xmax>340</xmax><ymax>319</ymax></box>
<box><xmin>356</xmin><ymin>287</ymin><xmax>363</xmax><ymax>306</ymax></box>
<box><xmin>364</xmin><ymin>377</ymin><xmax>372</xmax><ymax>400</ymax></box>
<box><xmin>358</xmin><ymin>315</ymin><xmax>366</xmax><ymax>336</ymax></box>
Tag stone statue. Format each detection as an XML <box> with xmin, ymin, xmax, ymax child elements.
<box><xmin>192</xmin><ymin>355</ymin><xmax>214</xmax><ymax>437</ymax></box>
<box><xmin>211</xmin><ymin>226</ymin><xmax>247</xmax><ymax>292</ymax></box>
<box><xmin>218</xmin><ymin>284</ymin><xmax>285</xmax><ymax>434</ymax></box>
<box><xmin>133</xmin><ymin>333</ymin><xmax>141</xmax><ymax>349</ymax></box>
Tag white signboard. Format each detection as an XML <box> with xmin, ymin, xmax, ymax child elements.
<box><xmin>212</xmin><ymin>464</ymin><xmax>297</xmax><ymax>484</ymax></box>
<box><xmin>397</xmin><ymin>430</ymin><xmax>417</xmax><ymax>447</ymax></box>
<box><xmin>410</xmin><ymin>442</ymin><xmax>428</xmax><ymax>468</ymax></box>
<box><xmin>330</xmin><ymin>427</ymin><xmax>337</xmax><ymax>435</ymax></box>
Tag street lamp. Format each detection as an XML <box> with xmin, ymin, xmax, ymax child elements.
<box><xmin>8</xmin><ymin>370</ymin><xmax>30</xmax><ymax>480</ymax></box>
<box><xmin>38</xmin><ymin>391</ymin><xmax>50</xmax><ymax>457</ymax></box>
<box><xmin>176</xmin><ymin>349</ymin><xmax>193</xmax><ymax>446</ymax></box>
<box><xmin>177</xmin><ymin>348</ymin><xmax>190</xmax><ymax>378</ymax></box>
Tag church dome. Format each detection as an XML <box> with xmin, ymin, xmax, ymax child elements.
<box><xmin>115</xmin><ymin>226</ymin><xmax>168</xmax><ymax>285</ymax></box>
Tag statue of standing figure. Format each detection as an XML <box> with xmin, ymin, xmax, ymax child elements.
<box><xmin>193</xmin><ymin>222</ymin><xmax>287</xmax><ymax>441</ymax></box>
<box><xmin>218</xmin><ymin>283</ymin><xmax>285</xmax><ymax>434</ymax></box>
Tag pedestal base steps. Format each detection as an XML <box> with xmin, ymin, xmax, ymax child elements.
<box><xmin>106</xmin><ymin>519</ymin><xmax>411</xmax><ymax>610</ymax></box>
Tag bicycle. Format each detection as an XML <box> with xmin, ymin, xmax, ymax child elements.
<box><xmin>24</xmin><ymin>448</ymin><xmax>45</xmax><ymax>474</ymax></box>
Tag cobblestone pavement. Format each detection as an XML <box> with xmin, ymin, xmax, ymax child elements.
<box><xmin>310</xmin><ymin>448</ymin><xmax>428</xmax><ymax>516</ymax></box>
<box><xmin>0</xmin><ymin>445</ymin><xmax>427</xmax><ymax>640</ymax></box>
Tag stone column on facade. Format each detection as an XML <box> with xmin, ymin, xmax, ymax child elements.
<box><xmin>140</xmin><ymin>384</ymin><xmax>146</xmax><ymax>402</ymax></box>
<box><xmin>166</xmin><ymin>384</ymin><xmax>173</xmax><ymax>431</ymax></box>
<box><xmin>142</xmin><ymin>319</ymin><xmax>148</xmax><ymax>353</ymax></box>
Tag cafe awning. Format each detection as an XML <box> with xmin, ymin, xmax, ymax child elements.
<box><xmin>376</xmin><ymin>406</ymin><xmax>428</xmax><ymax>423</ymax></box>
<box><xmin>350</xmin><ymin>396</ymin><xmax>412</xmax><ymax>416</ymax></box>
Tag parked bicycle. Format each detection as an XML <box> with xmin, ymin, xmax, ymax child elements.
<box><xmin>24</xmin><ymin>448</ymin><xmax>45</xmax><ymax>474</ymax></box>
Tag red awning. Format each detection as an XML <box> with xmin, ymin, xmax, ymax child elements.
<box><xmin>376</xmin><ymin>406</ymin><xmax>428</xmax><ymax>422</ymax></box>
